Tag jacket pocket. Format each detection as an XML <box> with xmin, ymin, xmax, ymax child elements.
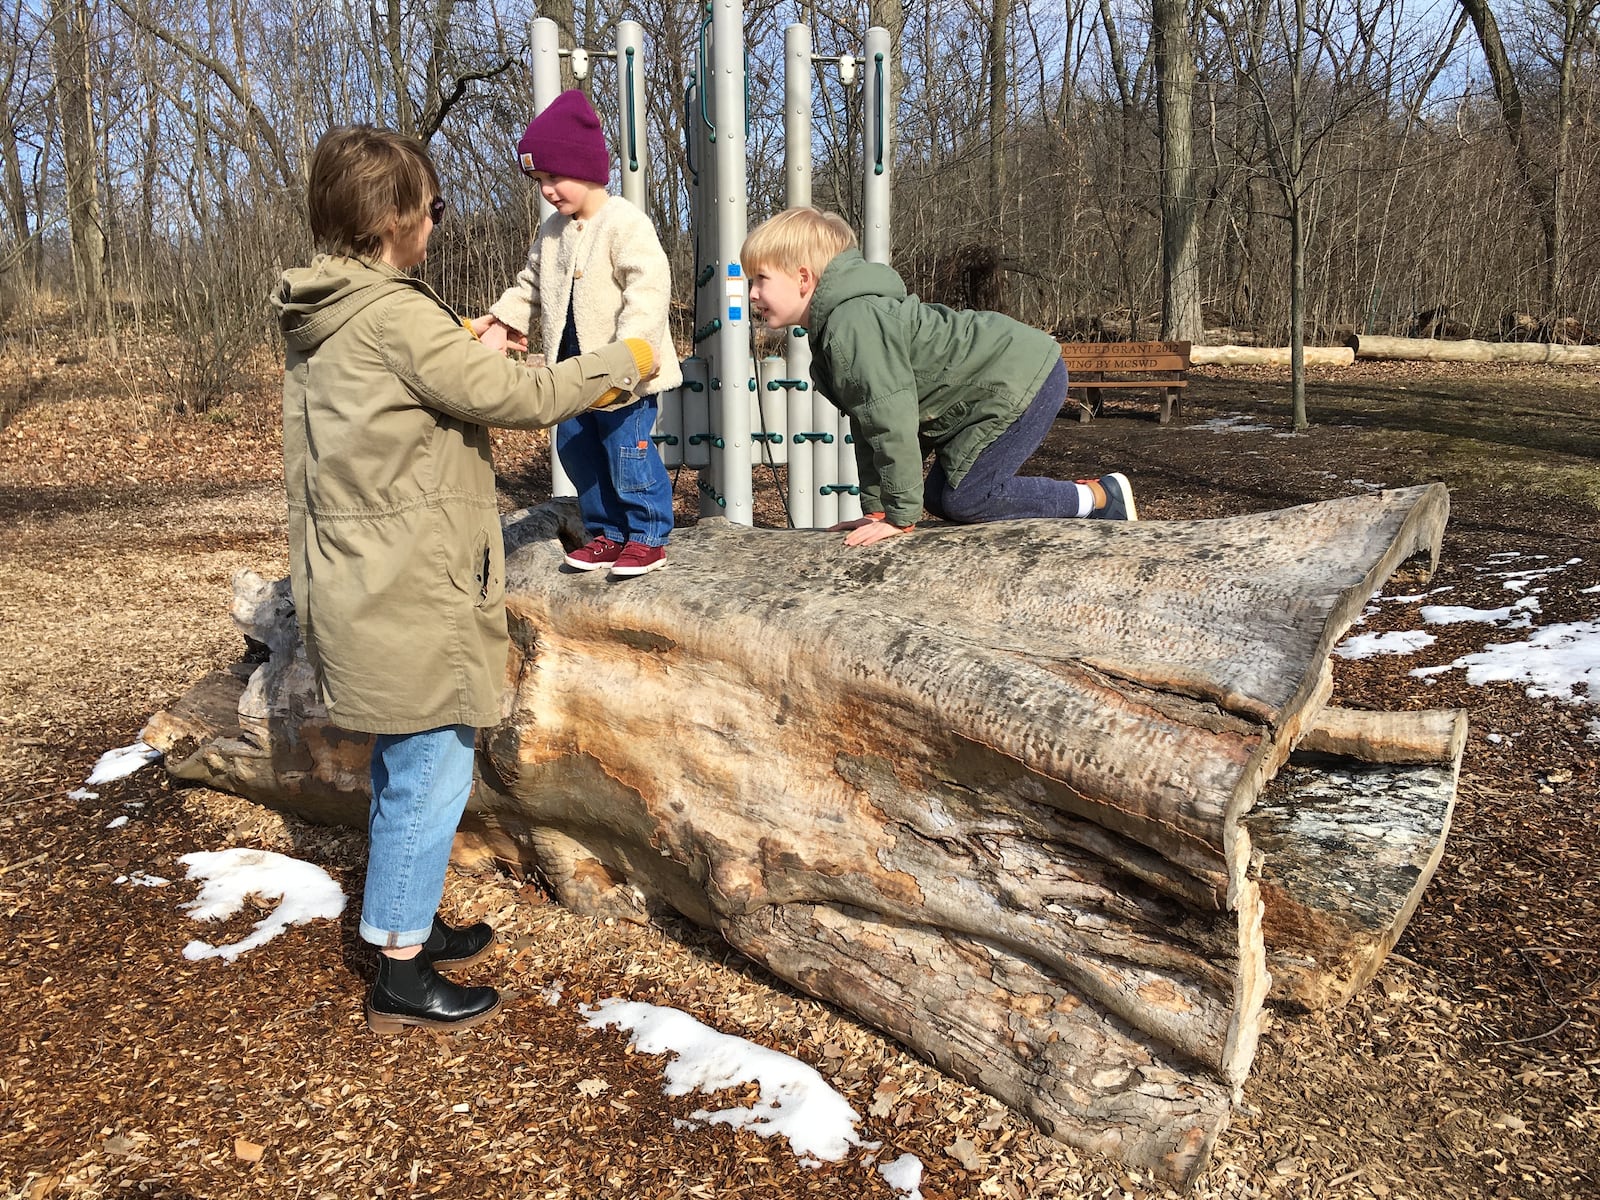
<box><xmin>921</xmin><ymin>385</ymin><xmax>973</xmax><ymax>442</ymax></box>
<box><xmin>617</xmin><ymin>441</ymin><xmax>653</xmax><ymax>495</ymax></box>
<box><xmin>447</xmin><ymin>525</ymin><xmax>504</xmax><ymax>610</ymax></box>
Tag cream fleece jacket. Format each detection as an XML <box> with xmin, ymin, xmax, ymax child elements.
<box><xmin>489</xmin><ymin>194</ymin><xmax>683</xmax><ymax>396</ymax></box>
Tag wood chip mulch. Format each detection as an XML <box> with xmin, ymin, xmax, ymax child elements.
<box><xmin>1</xmin><ymin>332</ymin><xmax>1595</xmax><ymax>1199</ymax></box>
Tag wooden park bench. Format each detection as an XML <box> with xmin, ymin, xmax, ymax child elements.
<box><xmin>1058</xmin><ymin>340</ymin><xmax>1191</xmax><ymax>424</ymax></box>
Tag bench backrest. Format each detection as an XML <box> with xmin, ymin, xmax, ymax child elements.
<box><xmin>1058</xmin><ymin>341</ymin><xmax>1192</xmax><ymax>374</ymax></box>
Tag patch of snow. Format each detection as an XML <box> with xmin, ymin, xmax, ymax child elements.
<box><xmin>1192</xmin><ymin>414</ymin><xmax>1274</xmax><ymax>433</ymax></box>
<box><xmin>1411</xmin><ymin>620</ymin><xmax>1600</xmax><ymax>706</ymax></box>
<box><xmin>582</xmin><ymin>998</ymin><xmax>865</xmax><ymax>1167</ymax></box>
<box><xmin>1418</xmin><ymin>597</ymin><xmax>1539</xmax><ymax>628</ymax></box>
<box><xmin>1334</xmin><ymin>630</ymin><xmax>1436</xmax><ymax>660</ymax></box>
<box><xmin>178</xmin><ymin>848</ymin><xmax>346</xmax><ymax>962</ymax></box>
<box><xmin>116</xmin><ymin>871</ymin><xmax>169</xmax><ymax>887</ymax></box>
<box><xmin>85</xmin><ymin>742</ymin><xmax>160</xmax><ymax>786</ymax></box>
<box><xmin>879</xmin><ymin>1152</ymin><xmax>925</xmax><ymax>1199</ymax></box>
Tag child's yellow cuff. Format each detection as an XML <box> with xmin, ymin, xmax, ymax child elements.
<box><xmin>462</xmin><ymin>317</ymin><xmax>478</xmax><ymax>339</ymax></box>
<box><xmin>624</xmin><ymin>337</ymin><xmax>656</xmax><ymax>378</ymax></box>
<box><xmin>592</xmin><ymin>339</ymin><xmax>657</xmax><ymax>408</ymax></box>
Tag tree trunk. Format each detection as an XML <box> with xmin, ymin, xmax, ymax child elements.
<box><xmin>144</xmin><ymin>487</ymin><xmax>1460</xmax><ymax>1184</ymax></box>
<box><xmin>1287</xmin><ymin>0</ymin><xmax>1308</xmax><ymax>430</ymax></box>
<box><xmin>0</xmin><ymin>93</ymin><xmax>36</xmax><ymax>287</ymax></box>
<box><xmin>1458</xmin><ymin>0</ymin><xmax>1560</xmax><ymax>315</ymax></box>
<box><xmin>1290</xmin><ymin>194</ymin><xmax>1308</xmax><ymax>427</ymax></box>
<box><xmin>47</xmin><ymin>0</ymin><xmax>104</xmax><ymax>329</ymax></box>
<box><xmin>1154</xmin><ymin>0</ymin><xmax>1201</xmax><ymax>341</ymax></box>
<box><xmin>986</xmin><ymin>0</ymin><xmax>1011</xmax><ymax>301</ymax></box>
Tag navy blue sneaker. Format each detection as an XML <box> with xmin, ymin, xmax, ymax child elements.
<box><xmin>1083</xmin><ymin>472</ymin><xmax>1137</xmax><ymax>520</ymax></box>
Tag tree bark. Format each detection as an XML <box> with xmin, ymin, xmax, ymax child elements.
<box><xmin>1155</xmin><ymin>0</ymin><xmax>1201</xmax><ymax>341</ymax></box>
<box><xmin>986</xmin><ymin>0</ymin><xmax>1011</xmax><ymax>301</ymax></box>
<box><xmin>47</xmin><ymin>0</ymin><xmax>103</xmax><ymax>328</ymax></box>
<box><xmin>1458</xmin><ymin>0</ymin><xmax>1561</xmax><ymax>315</ymax></box>
<box><xmin>144</xmin><ymin>487</ymin><xmax>1459</xmax><ymax>1184</ymax></box>
<box><xmin>0</xmin><ymin>100</ymin><xmax>36</xmax><ymax>285</ymax></box>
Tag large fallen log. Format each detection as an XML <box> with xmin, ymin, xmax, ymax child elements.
<box><xmin>143</xmin><ymin>485</ymin><xmax>1460</xmax><ymax>1185</ymax></box>
<box><xmin>1190</xmin><ymin>345</ymin><xmax>1355</xmax><ymax>368</ymax></box>
<box><xmin>1349</xmin><ymin>333</ymin><xmax>1600</xmax><ymax>364</ymax></box>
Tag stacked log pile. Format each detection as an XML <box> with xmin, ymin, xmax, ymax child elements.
<box><xmin>143</xmin><ymin>485</ymin><xmax>1461</xmax><ymax>1184</ymax></box>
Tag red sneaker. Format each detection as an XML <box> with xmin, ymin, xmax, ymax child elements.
<box><xmin>564</xmin><ymin>534</ymin><xmax>622</xmax><ymax>571</ymax></box>
<box><xmin>611</xmin><ymin>541</ymin><xmax>667</xmax><ymax>577</ymax></box>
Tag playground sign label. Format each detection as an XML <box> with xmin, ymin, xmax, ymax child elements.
<box><xmin>726</xmin><ymin>263</ymin><xmax>745</xmax><ymax>322</ymax></box>
<box><xmin>1059</xmin><ymin>353</ymin><xmax>1173</xmax><ymax>371</ymax></box>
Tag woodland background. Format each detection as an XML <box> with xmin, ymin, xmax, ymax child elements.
<box><xmin>4</xmin><ymin>2</ymin><xmax>1600</xmax><ymax>1194</ymax></box>
<box><xmin>7</xmin><ymin>0</ymin><xmax>1600</xmax><ymax>418</ymax></box>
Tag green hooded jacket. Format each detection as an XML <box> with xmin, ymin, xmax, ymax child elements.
<box><xmin>806</xmin><ymin>250</ymin><xmax>1061</xmax><ymax>527</ymax></box>
<box><xmin>273</xmin><ymin>254</ymin><xmax>645</xmax><ymax>734</ymax></box>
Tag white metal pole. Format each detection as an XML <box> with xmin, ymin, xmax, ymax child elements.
<box><xmin>783</xmin><ymin>23</ymin><xmax>816</xmax><ymax>529</ymax></box>
<box><xmin>679</xmin><ymin>357</ymin><xmax>710</xmax><ymax>470</ymax></box>
<box><xmin>615</xmin><ymin>21</ymin><xmax>647</xmax><ymax>209</ymax></box>
<box><xmin>862</xmin><ymin>27</ymin><xmax>892</xmax><ymax>265</ymax></box>
<box><xmin>529</xmin><ymin>17</ymin><xmax>573</xmax><ymax>498</ymax></box>
<box><xmin>709</xmin><ymin>0</ymin><xmax>751</xmax><ymax>525</ymax></box>
<box><xmin>755</xmin><ymin>357</ymin><xmax>787</xmax><ymax>467</ymax></box>
<box><xmin>685</xmin><ymin>49</ymin><xmax>718</xmax><ymax>509</ymax></box>
<box><xmin>838</xmin><ymin>26</ymin><xmax>894</xmax><ymax>525</ymax></box>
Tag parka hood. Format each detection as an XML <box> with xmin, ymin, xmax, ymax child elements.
<box><xmin>272</xmin><ymin>255</ymin><xmax>416</xmax><ymax>353</ymax></box>
<box><xmin>808</xmin><ymin>249</ymin><xmax>907</xmax><ymax>329</ymax></box>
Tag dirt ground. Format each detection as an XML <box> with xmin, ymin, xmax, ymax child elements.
<box><xmin>1</xmin><ymin>332</ymin><xmax>1596</xmax><ymax>1200</ymax></box>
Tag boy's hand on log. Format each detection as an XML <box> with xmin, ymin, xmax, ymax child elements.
<box><xmin>831</xmin><ymin>517</ymin><xmax>908</xmax><ymax>547</ymax></box>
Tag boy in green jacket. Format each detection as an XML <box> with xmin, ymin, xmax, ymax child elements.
<box><xmin>742</xmin><ymin>207</ymin><xmax>1135</xmax><ymax>546</ymax></box>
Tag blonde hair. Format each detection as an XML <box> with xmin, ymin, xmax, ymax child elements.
<box><xmin>307</xmin><ymin>125</ymin><xmax>440</xmax><ymax>259</ymax></box>
<box><xmin>741</xmin><ymin>207</ymin><xmax>857</xmax><ymax>276</ymax></box>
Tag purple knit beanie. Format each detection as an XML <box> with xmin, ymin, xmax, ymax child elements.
<box><xmin>516</xmin><ymin>90</ymin><xmax>610</xmax><ymax>185</ymax></box>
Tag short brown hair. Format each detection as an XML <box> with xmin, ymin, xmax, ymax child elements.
<box><xmin>741</xmin><ymin>207</ymin><xmax>856</xmax><ymax>276</ymax></box>
<box><xmin>307</xmin><ymin>126</ymin><xmax>440</xmax><ymax>259</ymax></box>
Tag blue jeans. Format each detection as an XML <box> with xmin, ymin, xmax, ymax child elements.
<box><xmin>926</xmin><ymin>360</ymin><xmax>1084</xmax><ymax>521</ymax></box>
<box><xmin>556</xmin><ymin>397</ymin><xmax>674</xmax><ymax>547</ymax></box>
<box><xmin>361</xmin><ymin>725</ymin><xmax>476</xmax><ymax>949</ymax></box>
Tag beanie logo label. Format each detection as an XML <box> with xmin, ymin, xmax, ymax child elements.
<box><xmin>520</xmin><ymin>152</ymin><xmax>537</xmax><ymax>174</ymax></box>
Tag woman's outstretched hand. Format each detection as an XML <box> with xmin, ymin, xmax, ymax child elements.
<box><xmin>470</xmin><ymin>314</ymin><xmax>528</xmax><ymax>354</ymax></box>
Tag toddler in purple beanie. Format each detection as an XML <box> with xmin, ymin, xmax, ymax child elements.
<box><xmin>480</xmin><ymin>89</ymin><xmax>683</xmax><ymax>577</ymax></box>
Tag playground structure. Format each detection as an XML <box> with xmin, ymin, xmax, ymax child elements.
<box><xmin>528</xmin><ymin>6</ymin><xmax>892</xmax><ymax>528</ymax></box>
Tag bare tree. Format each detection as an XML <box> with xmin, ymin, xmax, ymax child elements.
<box><xmin>1204</xmin><ymin>0</ymin><xmax>1399</xmax><ymax>425</ymax></box>
<box><xmin>0</xmin><ymin>0</ymin><xmax>47</xmax><ymax>294</ymax></box>
<box><xmin>987</xmin><ymin>0</ymin><xmax>1012</xmax><ymax>232</ymax></box>
<box><xmin>1459</xmin><ymin>0</ymin><xmax>1600</xmax><ymax>317</ymax></box>
<box><xmin>13</xmin><ymin>0</ymin><xmax>1600</xmax><ymax>405</ymax></box>
<box><xmin>47</xmin><ymin>0</ymin><xmax>105</xmax><ymax>329</ymax></box>
<box><xmin>1155</xmin><ymin>0</ymin><xmax>1202</xmax><ymax>339</ymax></box>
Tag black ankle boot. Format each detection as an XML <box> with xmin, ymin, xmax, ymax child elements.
<box><xmin>424</xmin><ymin>914</ymin><xmax>496</xmax><ymax>970</ymax></box>
<box><xmin>366</xmin><ymin>952</ymin><xmax>501</xmax><ymax>1034</ymax></box>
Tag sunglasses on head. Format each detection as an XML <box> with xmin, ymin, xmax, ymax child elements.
<box><xmin>428</xmin><ymin>195</ymin><xmax>446</xmax><ymax>223</ymax></box>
